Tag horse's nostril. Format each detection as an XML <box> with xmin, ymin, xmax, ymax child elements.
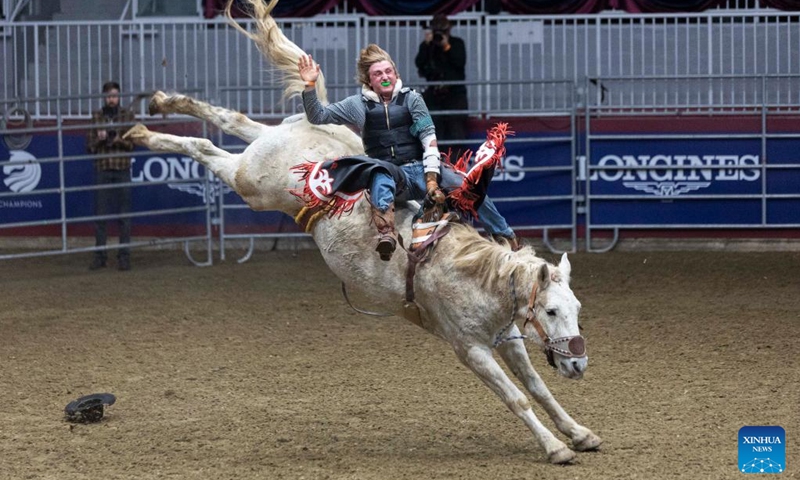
<box><xmin>571</xmin><ymin>360</ymin><xmax>583</xmax><ymax>373</ymax></box>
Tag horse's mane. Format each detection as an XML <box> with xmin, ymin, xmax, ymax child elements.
<box><xmin>224</xmin><ymin>0</ymin><xmax>330</xmax><ymax>105</ymax></box>
<box><xmin>447</xmin><ymin>223</ymin><xmax>545</xmax><ymax>292</ymax></box>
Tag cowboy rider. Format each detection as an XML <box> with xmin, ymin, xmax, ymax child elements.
<box><xmin>299</xmin><ymin>44</ymin><xmax>519</xmax><ymax>260</ymax></box>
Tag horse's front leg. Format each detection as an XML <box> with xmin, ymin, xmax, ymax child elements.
<box><xmin>496</xmin><ymin>331</ymin><xmax>602</xmax><ymax>452</ymax></box>
<box><xmin>455</xmin><ymin>344</ymin><xmax>576</xmax><ymax>464</ymax></box>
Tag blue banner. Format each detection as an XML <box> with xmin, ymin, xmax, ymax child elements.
<box><xmin>1</xmin><ymin>134</ymin><xmax>212</xmax><ymax>233</ymax></box>
<box><xmin>3</xmin><ymin>128</ymin><xmax>798</xmax><ymax>235</ymax></box>
<box><xmin>485</xmin><ymin>137</ymin><xmax>574</xmax><ymax>228</ymax></box>
<box><xmin>585</xmin><ymin>137</ymin><xmax>800</xmax><ymax>226</ymax></box>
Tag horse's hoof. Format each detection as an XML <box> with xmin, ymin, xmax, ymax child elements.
<box><xmin>122</xmin><ymin>123</ymin><xmax>149</xmax><ymax>142</ymax></box>
<box><xmin>148</xmin><ymin>91</ymin><xmax>167</xmax><ymax>115</ymax></box>
<box><xmin>573</xmin><ymin>432</ymin><xmax>603</xmax><ymax>452</ymax></box>
<box><xmin>548</xmin><ymin>447</ymin><xmax>576</xmax><ymax>464</ymax></box>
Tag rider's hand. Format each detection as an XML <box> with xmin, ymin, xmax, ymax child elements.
<box><xmin>425</xmin><ymin>172</ymin><xmax>445</xmax><ymax>205</ymax></box>
<box><xmin>298</xmin><ymin>54</ymin><xmax>320</xmax><ymax>86</ymax></box>
<box><xmin>426</xmin><ymin>188</ymin><xmax>445</xmax><ymax>206</ymax></box>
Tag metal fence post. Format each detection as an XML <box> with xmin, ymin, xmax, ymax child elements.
<box><xmin>57</xmin><ymin>107</ymin><xmax>67</xmax><ymax>252</ymax></box>
<box><xmin>761</xmin><ymin>75</ymin><xmax>767</xmax><ymax>226</ymax></box>
<box><xmin>33</xmin><ymin>23</ymin><xmax>39</xmax><ymax>117</ymax></box>
<box><xmin>138</xmin><ymin>21</ymin><xmax>145</xmax><ymax>95</ymax></box>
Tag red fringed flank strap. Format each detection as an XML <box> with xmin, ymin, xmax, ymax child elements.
<box><xmin>448</xmin><ymin>123</ymin><xmax>514</xmax><ymax>218</ymax></box>
<box><xmin>289</xmin><ymin>161</ymin><xmax>363</xmax><ymax>221</ymax></box>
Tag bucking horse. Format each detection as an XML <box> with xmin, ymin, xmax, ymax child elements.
<box><xmin>123</xmin><ymin>0</ymin><xmax>602</xmax><ymax>464</ymax></box>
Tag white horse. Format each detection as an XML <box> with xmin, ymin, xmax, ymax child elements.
<box><xmin>123</xmin><ymin>0</ymin><xmax>601</xmax><ymax>463</ymax></box>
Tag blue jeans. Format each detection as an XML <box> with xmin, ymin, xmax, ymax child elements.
<box><xmin>369</xmin><ymin>161</ymin><xmax>514</xmax><ymax>238</ymax></box>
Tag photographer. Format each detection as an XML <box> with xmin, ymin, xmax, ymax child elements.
<box><xmin>86</xmin><ymin>81</ymin><xmax>135</xmax><ymax>271</ymax></box>
<box><xmin>414</xmin><ymin>14</ymin><xmax>468</xmax><ymax>157</ymax></box>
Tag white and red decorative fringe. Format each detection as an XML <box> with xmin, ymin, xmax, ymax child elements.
<box><xmin>289</xmin><ymin>160</ymin><xmax>363</xmax><ymax>219</ymax></box>
<box><xmin>447</xmin><ymin>122</ymin><xmax>513</xmax><ymax>218</ymax></box>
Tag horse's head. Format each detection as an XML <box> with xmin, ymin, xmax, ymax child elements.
<box><xmin>522</xmin><ymin>253</ymin><xmax>587</xmax><ymax>380</ymax></box>
<box><xmin>444</xmin><ymin>227</ymin><xmax>587</xmax><ymax>378</ymax></box>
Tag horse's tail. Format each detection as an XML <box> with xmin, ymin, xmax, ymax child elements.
<box><xmin>224</xmin><ymin>0</ymin><xmax>329</xmax><ymax>105</ymax></box>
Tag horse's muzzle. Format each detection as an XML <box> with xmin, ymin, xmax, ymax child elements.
<box><xmin>544</xmin><ymin>335</ymin><xmax>587</xmax><ymax>372</ymax></box>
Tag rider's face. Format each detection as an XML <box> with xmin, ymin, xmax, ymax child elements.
<box><xmin>368</xmin><ymin>61</ymin><xmax>397</xmax><ymax>100</ymax></box>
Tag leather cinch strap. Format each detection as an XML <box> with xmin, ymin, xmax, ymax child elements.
<box><xmin>405</xmin><ymin>223</ymin><xmax>451</xmax><ymax>303</ymax></box>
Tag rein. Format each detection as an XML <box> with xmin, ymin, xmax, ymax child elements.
<box><xmin>492</xmin><ymin>275</ymin><xmax>527</xmax><ymax>347</ymax></box>
<box><xmin>340</xmin><ymin>282</ymin><xmax>393</xmax><ymax>317</ymax></box>
<box><xmin>494</xmin><ymin>270</ymin><xmax>586</xmax><ymax>369</ymax></box>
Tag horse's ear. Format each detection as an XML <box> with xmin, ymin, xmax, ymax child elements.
<box><xmin>558</xmin><ymin>253</ymin><xmax>571</xmax><ymax>283</ymax></box>
<box><xmin>538</xmin><ymin>264</ymin><xmax>550</xmax><ymax>289</ymax></box>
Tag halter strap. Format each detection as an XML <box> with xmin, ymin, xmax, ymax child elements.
<box><xmin>521</xmin><ymin>269</ymin><xmax>587</xmax><ymax>368</ymax></box>
<box><xmin>524</xmin><ymin>281</ymin><xmax>544</xmax><ymax>340</ymax></box>
<box><xmin>493</xmin><ymin>269</ymin><xmax>588</xmax><ymax>363</ymax></box>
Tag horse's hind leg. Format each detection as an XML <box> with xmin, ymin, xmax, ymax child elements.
<box><xmin>149</xmin><ymin>90</ymin><xmax>268</xmax><ymax>144</ymax></box>
<box><xmin>455</xmin><ymin>344</ymin><xmax>576</xmax><ymax>464</ymax></box>
<box><xmin>124</xmin><ymin>123</ymin><xmax>239</xmax><ymax>187</ymax></box>
<box><xmin>496</xmin><ymin>333</ymin><xmax>602</xmax><ymax>452</ymax></box>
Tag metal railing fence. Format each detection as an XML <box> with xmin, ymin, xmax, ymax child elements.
<box><xmin>2</xmin><ymin>11</ymin><xmax>800</xmax><ymax>119</ymax></box>
<box><xmin>1</xmin><ymin>74</ymin><xmax>799</xmax><ymax>261</ymax></box>
<box><xmin>583</xmin><ymin>74</ymin><xmax>800</xmax><ymax>252</ymax></box>
<box><xmin>0</xmin><ymin>90</ymin><xmax>214</xmax><ymax>264</ymax></box>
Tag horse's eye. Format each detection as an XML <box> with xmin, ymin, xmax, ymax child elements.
<box><xmin>546</xmin><ymin>309</ymin><xmax>556</xmax><ymax>317</ymax></box>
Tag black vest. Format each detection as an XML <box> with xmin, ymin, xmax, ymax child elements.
<box><xmin>362</xmin><ymin>90</ymin><xmax>424</xmax><ymax>165</ymax></box>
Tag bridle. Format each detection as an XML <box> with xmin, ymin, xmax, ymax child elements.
<box><xmin>494</xmin><ymin>271</ymin><xmax>586</xmax><ymax>369</ymax></box>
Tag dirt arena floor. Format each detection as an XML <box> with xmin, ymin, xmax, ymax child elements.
<box><xmin>1</xmin><ymin>246</ymin><xmax>798</xmax><ymax>480</ymax></box>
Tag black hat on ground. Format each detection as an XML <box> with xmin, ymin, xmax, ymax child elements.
<box><xmin>64</xmin><ymin>393</ymin><xmax>116</xmax><ymax>423</ymax></box>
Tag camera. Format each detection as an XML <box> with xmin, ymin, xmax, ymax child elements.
<box><xmin>105</xmin><ymin>129</ymin><xmax>117</xmax><ymax>146</ymax></box>
<box><xmin>428</xmin><ymin>14</ymin><xmax>451</xmax><ymax>45</ymax></box>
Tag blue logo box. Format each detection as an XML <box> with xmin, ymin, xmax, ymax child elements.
<box><xmin>739</xmin><ymin>426</ymin><xmax>786</xmax><ymax>474</ymax></box>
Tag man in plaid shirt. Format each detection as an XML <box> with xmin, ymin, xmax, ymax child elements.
<box><xmin>86</xmin><ymin>81</ymin><xmax>135</xmax><ymax>271</ymax></box>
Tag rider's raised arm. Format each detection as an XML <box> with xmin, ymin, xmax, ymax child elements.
<box><xmin>301</xmin><ymin>89</ymin><xmax>366</xmax><ymax>129</ymax></box>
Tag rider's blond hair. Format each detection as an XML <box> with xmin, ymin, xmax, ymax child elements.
<box><xmin>356</xmin><ymin>44</ymin><xmax>400</xmax><ymax>88</ymax></box>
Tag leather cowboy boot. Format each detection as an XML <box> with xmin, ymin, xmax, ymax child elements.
<box><xmin>372</xmin><ymin>203</ymin><xmax>398</xmax><ymax>261</ymax></box>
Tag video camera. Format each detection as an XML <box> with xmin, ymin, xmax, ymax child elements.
<box><xmin>105</xmin><ymin>129</ymin><xmax>118</xmax><ymax>146</ymax></box>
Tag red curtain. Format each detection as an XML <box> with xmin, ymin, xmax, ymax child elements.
<box><xmin>500</xmin><ymin>0</ymin><xmax>608</xmax><ymax>14</ymax></box>
<box><xmin>348</xmin><ymin>0</ymin><xmax>481</xmax><ymax>15</ymax></box>
<box><xmin>204</xmin><ymin>0</ymin><xmax>340</xmax><ymax>18</ymax></box>
<box><xmin>608</xmin><ymin>0</ymin><xmax>725</xmax><ymax>12</ymax></box>
<box><xmin>761</xmin><ymin>0</ymin><xmax>800</xmax><ymax>10</ymax></box>
<box><xmin>204</xmin><ymin>0</ymin><xmax>800</xmax><ymax>17</ymax></box>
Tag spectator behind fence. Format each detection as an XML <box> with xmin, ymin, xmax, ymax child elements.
<box><xmin>86</xmin><ymin>81</ymin><xmax>135</xmax><ymax>271</ymax></box>
<box><xmin>415</xmin><ymin>14</ymin><xmax>469</xmax><ymax>159</ymax></box>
